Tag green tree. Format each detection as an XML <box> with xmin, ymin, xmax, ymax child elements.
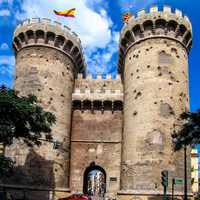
<box><xmin>172</xmin><ymin>111</ymin><xmax>200</xmax><ymax>150</ymax></box>
<box><xmin>0</xmin><ymin>85</ymin><xmax>56</xmax><ymax>174</ymax></box>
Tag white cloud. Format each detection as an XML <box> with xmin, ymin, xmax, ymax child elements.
<box><xmin>0</xmin><ymin>43</ymin><xmax>9</xmax><ymax>50</ymax></box>
<box><xmin>18</xmin><ymin>0</ymin><xmax>112</xmax><ymax>49</ymax></box>
<box><xmin>0</xmin><ymin>9</ymin><xmax>10</xmax><ymax>16</ymax></box>
<box><xmin>86</xmin><ymin>31</ymin><xmax>119</xmax><ymax>74</ymax></box>
<box><xmin>0</xmin><ymin>55</ymin><xmax>15</xmax><ymax>66</ymax></box>
<box><xmin>0</xmin><ymin>55</ymin><xmax>15</xmax><ymax>75</ymax></box>
<box><xmin>16</xmin><ymin>0</ymin><xmax>118</xmax><ymax>74</ymax></box>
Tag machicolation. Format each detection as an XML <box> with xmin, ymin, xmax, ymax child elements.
<box><xmin>13</xmin><ymin>18</ymin><xmax>86</xmax><ymax>75</ymax></box>
<box><xmin>118</xmin><ymin>5</ymin><xmax>192</xmax><ymax>74</ymax></box>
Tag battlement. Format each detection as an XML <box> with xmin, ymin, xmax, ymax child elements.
<box><xmin>118</xmin><ymin>5</ymin><xmax>193</xmax><ymax>73</ymax></box>
<box><xmin>76</xmin><ymin>73</ymin><xmax>121</xmax><ymax>81</ymax></box>
<box><xmin>73</xmin><ymin>88</ymin><xmax>123</xmax><ymax>97</ymax></box>
<box><xmin>13</xmin><ymin>18</ymin><xmax>85</xmax><ymax>73</ymax></box>
<box><xmin>72</xmin><ymin>88</ymin><xmax>123</xmax><ymax>112</ymax></box>
<box><xmin>73</xmin><ymin>73</ymin><xmax>123</xmax><ymax>109</ymax></box>
<box><xmin>126</xmin><ymin>6</ymin><xmax>191</xmax><ymax>25</ymax></box>
<box><xmin>75</xmin><ymin>73</ymin><xmax>123</xmax><ymax>93</ymax></box>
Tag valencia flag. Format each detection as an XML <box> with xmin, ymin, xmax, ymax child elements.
<box><xmin>122</xmin><ymin>12</ymin><xmax>132</xmax><ymax>23</ymax></box>
<box><xmin>53</xmin><ymin>8</ymin><xmax>76</xmax><ymax>17</ymax></box>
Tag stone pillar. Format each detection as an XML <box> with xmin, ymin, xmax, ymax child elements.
<box><xmin>118</xmin><ymin>6</ymin><xmax>192</xmax><ymax>197</ymax></box>
<box><xmin>7</xmin><ymin>18</ymin><xmax>85</xmax><ymax>196</ymax></box>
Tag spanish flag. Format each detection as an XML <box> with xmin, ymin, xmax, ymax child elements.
<box><xmin>122</xmin><ymin>12</ymin><xmax>132</xmax><ymax>23</ymax></box>
<box><xmin>53</xmin><ymin>8</ymin><xmax>76</xmax><ymax>17</ymax></box>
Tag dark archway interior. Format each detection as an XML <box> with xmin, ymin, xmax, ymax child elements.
<box><xmin>83</xmin><ymin>163</ymin><xmax>106</xmax><ymax>197</ymax></box>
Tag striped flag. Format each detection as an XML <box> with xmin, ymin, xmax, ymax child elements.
<box><xmin>53</xmin><ymin>8</ymin><xmax>76</xmax><ymax>18</ymax></box>
<box><xmin>122</xmin><ymin>12</ymin><xmax>132</xmax><ymax>23</ymax></box>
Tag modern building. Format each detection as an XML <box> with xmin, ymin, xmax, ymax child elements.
<box><xmin>191</xmin><ymin>148</ymin><xmax>199</xmax><ymax>194</ymax></box>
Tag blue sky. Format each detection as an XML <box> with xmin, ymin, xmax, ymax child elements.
<box><xmin>0</xmin><ymin>0</ymin><xmax>200</xmax><ymax>111</ymax></box>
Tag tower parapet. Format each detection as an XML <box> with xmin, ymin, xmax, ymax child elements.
<box><xmin>13</xmin><ymin>18</ymin><xmax>85</xmax><ymax>75</ymax></box>
<box><xmin>118</xmin><ymin>5</ymin><xmax>192</xmax><ymax>74</ymax></box>
<box><xmin>73</xmin><ymin>74</ymin><xmax>123</xmax><ymax>112</ymax></box>
<box><xmin>75</xmin><ymin>73</ymin><xmax>123</xmax><ymax>92</ymax></box>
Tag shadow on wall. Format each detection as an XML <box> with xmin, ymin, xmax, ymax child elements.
<box><xmin>1</xmin><ymin>149</ymin><xmax>55</xmax><ymax>200</ymax></box>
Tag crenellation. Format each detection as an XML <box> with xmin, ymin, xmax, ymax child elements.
<box><xmin>115</xmin><ymin>74</ymin><xmax>121</xmax><ymax>80</ymax></box>
<box><xmin>41</xmin><ymin>18</ymin><xmax>51</xmax><ymax>24</ymax></box>
<box><xmin>106</xmin><ymin>74</ymin><xmax>112</xmax><ymax>80</ymax></box>
<box><xmin>150</xmin><ymin>5</ymin><xmax>158</xmax><ymax>13</ymax></box>
<box><xmin>54</xmin><ymin>21</ymin><xmax>62</xmax><ymax>27</ymax></box>
<box><xmin>77</xmin><ymin>73</ymin><xmax>84</xmax><ymax>79</ymax></box>
<box><xmin>128</xmin><ymin>15</ymin><xmax>135</xmax><ymax>25</ymax></box>
<box><xmin>31</xmin><ymin>17</ymin><xmax>40</xmax><ymax>23</ymax></box>
<box><xmin>74</xmin><ymin>73</ymin><xmax>123</xmax><ymax>95</ymax></box>
<box><xmin>163</xmin><ymin>5</ymin><xmax>171</xmax><ymax>13</ymax></box>
<box><xmin>137</xmin><ymin>9</ymin><xmax>146</xmax><ymax>17</ymax></box>
<box><xmin>22</xmin><ymin>19</ymin><xmax>30</xmax><ymax>26</ymax></box>
<box><xmin>14</xmin><ymin>18</ymin><xmax>82</xmax><ymax>46</ymax></box>
<box><xmin>175</xmin><ymin>9</ymin><xmax>183</xmax><ymax>18</ymax></box>
<box><xmin>13</xmin><ymin>18</ymin><xmax>86</xmax><ymax>74</ymax></box>
<box><xmin>86</xmin><ymin>73</ymin><xmax>93</xmax><ymax>80</ymax></box>
<box><xmin>72</xmin><ymin>31</ymin><xmax>78</xmax><ymax>38</ymax></box>
<box><xmin>73</xmin><ymin>88</ymin><xmax>123</xmax><ymax>96</ymax></box>
<box><xmin>184</xmin><ymin>16</ymin><xmax>192</xmax><ymax>30</ymax></box>
<box><xmin>96</xmin><ymin>74</ymin><xmax>102</xmax><ymax>80</ymax></box>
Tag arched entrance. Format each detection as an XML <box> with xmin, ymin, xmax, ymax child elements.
<box><xmin>83</xmin><ymin>162</ymin><xmax>106</xmax><ymax>197</ymax></box>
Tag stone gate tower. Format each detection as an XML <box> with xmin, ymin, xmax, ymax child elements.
<box><xmin>118</xmin><ymin>6</ymin><xmax>192</xmax><ymax>198</ymax></box>
<box><xmin>10</xmin><ymin>18</ymin><xmax>85</xmax><ymax>197</ymax></box>
<box><xmin>1</xmin><ymin>5</ymin><xmax>194</xmax><ymax>200</ymax></box>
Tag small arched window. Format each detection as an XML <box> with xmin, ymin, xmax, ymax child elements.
<box><xmin>143</xmin><ymin>20</ymin><xmax>153</xmax><ymax>36</ymax></box>
<box><xmin>63</xmin><ymin>40</ymin><xmax>73</xmax><ymax>52</ymax></box>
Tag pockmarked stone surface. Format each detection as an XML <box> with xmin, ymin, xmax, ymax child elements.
<box><xmin>2</xmin><ymin>5</ymin><xmax>193</xmax><ymax>200</ymax></box>
<box><xmin>119</xmin><ymin>5</ymin><xmax>192</xmax><ymax>197</ymax></box>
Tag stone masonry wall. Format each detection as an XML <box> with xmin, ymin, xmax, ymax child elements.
<box><xmin>3</xmin><ymin>17</ymin><xmax>85</xmax><ymax>200</ymax></box>
<box><xmin>5</xmin><ymin>46</ymin><xmax>74</xmax><ymax>198</ymax></box>
<box><xmin>75</xmin><ymin>74</ymin><xmax>123</xmax><ymax>92</ymax></box>
<box><xmin>121</xmin><ymin>38</ymin><xmax>190</xmax><ymax>194</ymax></box>
<box><xmin>70</xmin><ymin>110</ymin><xmax>122</xmax><ymax>198</ymax></box>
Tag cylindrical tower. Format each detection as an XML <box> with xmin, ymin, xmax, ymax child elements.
<box><xmin>10</xmin><ymin>18</ymin><xmax>85</xmax><ymax>197</ymax></box>
<box><xmin>118</xmin><ymin>6</ymin><xmax>192</xmax><ymax>198</ymax></box>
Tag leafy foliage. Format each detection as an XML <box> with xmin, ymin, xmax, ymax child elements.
<box><xmin>0</xmin><ymin>155</ymin><xmax>14</xmax><ymax>176</ymax></box>
<box><xmin>0</xmin><ymin>85</ymin><xmax>56</xmax><ymax>147</ymax></box>
<box><xmin>0</xmin><ymin>85</ymin><xmax>56</xmax><ymax>174</ymax></box>
<box><xmin>172</xmin><ymin>111</ymin><xmax>200</xmax><ymax>151</ymax></box>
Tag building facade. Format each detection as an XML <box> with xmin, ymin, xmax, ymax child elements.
<box><xmin>1</xmin><ymin>5</ymin><xmax>193</xmax><ymax>200</ymax></box>
<box><xmin>191</xmin><ymin>148</ymin><xmax>199</xmax><ymax>194</ymax></box>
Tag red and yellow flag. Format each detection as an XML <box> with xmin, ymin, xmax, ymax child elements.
<box><xmin>53</xmin><ymin>8</ymin><xmax>76</xmax><ymax>17</ymax></box>
<box><xmin>122</xmin><ymin>12</ymin><xmax>132</xmax><ymax>23</ymax></box>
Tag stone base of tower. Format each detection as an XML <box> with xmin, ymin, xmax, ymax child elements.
<box><xmin>0</xmin><ymin>184</ymin><xmax>70</xmax><ymax>200</ymax></box>
<box><xmin>117</xmin><ymin>190</ymin><xmax>193</xmax><ymax>200</ymax></box>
